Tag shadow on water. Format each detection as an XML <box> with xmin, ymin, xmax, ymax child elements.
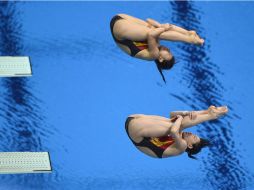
<box><xmin>0</xmin><ymin>2</ymin><xmax>59</xmax><ymax>188</ymax></box>
<box><xmin>170</xmin><ymin>1</ymin><xmax>252</xmax><ymax>190</ymax></box>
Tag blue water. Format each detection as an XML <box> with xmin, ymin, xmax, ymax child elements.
<box><xmin>0</xmin><ymin>1</ymin><xmax>253</xmax><ymax>190</ymax></box>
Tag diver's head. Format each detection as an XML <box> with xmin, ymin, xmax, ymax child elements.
<box><xmin>154</xmin><ymin>46</ymin><xmax>175</xmax><ymax>83</ymax></box>
<box><xmin>183</xmin><ymin>132</ymin><xmax>210</xmax><ymax>159</ymax></box>
<box><xmin>158</xmin><ymin>46</ymin><xmax>174</xmax><ymax>63</ymax></box>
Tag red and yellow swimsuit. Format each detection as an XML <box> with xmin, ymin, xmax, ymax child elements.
<box><xmin>150</xmin><ymin>136</ymin><xmax>175</xmax><ymax>150</ymax></box>
<box><xmin>125</xmin><ymin>117</ymin><xmax>175</xmax><ymax>158</ymax></box>
<box><xmin>132</xmin><ymin>41</ymin><xmax>148</xmax><ymax>52</ymax></box>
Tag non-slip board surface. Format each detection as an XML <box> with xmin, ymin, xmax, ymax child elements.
<box><xmin>0</xmin><ymin>56</ymin><xmax>32</xmax><ymax>77</ymax></box>
<box><xmin>0</xmin><ymin>152</ymin><xmax>52</xmax><ymax>174</ymax></box>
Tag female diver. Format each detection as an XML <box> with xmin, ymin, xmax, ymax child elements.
<box><xmin>110</xmin><ymin>14</ymin><xmax>204</xmax><ymax>82</ymax></box>
<box><xmin>125</xmin><ymin>105</ymin><xmax>228</xmax><ymax>159</ymax></box>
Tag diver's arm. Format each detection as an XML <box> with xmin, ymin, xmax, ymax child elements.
<box><xmin>147</xmin><ymin>28</ymin><xmax>165</xmax><ymax>58</ymax></box>
<box><xmin>170</xmin><ymin>115</ymin><xmax>183</xmax><ymax>135</ymax></box>
<box><xmin>170</xmin><ymin>116</ymin><xmax>187</xmax><ymax>148</ymax></box>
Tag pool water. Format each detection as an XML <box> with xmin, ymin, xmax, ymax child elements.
<box><xmin>0</xmin><ymin>1</ymin><xmax>253</xmax><ymax>190</ymax></box>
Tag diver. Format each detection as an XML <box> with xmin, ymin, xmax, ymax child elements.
<box><xmin>110</xmin><ymin>14</ymin><xmax>204</xmax><ymax>82</ymax></box>
<box><xmin>125</xmin><ymin>105</ymin><xmax>228</xmax><ymax>159</ymax></box>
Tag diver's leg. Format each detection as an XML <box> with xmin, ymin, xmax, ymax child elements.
<box><xmin>179</xmin><ymin>106</ymin><xmax>228</xmax><ymax>131</ymax></box>
<box><xmin>113</xmin><ymin>19</ymin><xmax>203</xmax><ymax>44</ymax></box>
<box><xmin>169</xmin><ymin>24</ymin><xmax>190</xmax><ymax>35</ymax></box>
<box><xmin>170</xmin><ymin>110</ymin><xmax>208</xmax><ymax>118</ymax></box>
<box><xmin>155</xmin><ymin>23</ymin><xmax>203</xmax><ymax>42</ymax></box>
<box><xmin>130</xmin><ymin>114</ymin><xmax>170</xmax><ymax>122</ymax></box>
<box><xmin>166</xmin><ymin>24</ymin><xmax>198</xmax><ymax>36</ymax></box>
<box><xmin>119</xmin><ymin>15</ymin><xmax>197</xmax><ymax>35</ymax></box>
<box><xmin>146</xmin><ymin>18</ymin><xmax>162</xmax><ymax>28</ymax></box>
<box><xmin>150</xmin><ymin>22</ymin><xmax>203</xmax><ymax>42</ymax></box>
<box><xmin>159</xmin><ymin>30</ymin><xmax>204</xmax><ymax>45</ymax></box>
<box><xmin>129</xmin><ymin>117</ymin><xmax>173</xmax><ymax>138</ymax></box>
<box><xmin>146</xmin><ymin>19</ymin><xmax>198</xmax><ymax>36</ymax></box>
<box><xmin>170</xmin><ymin>106</ymin><xmax>227</xmax><ymax>118</ymax></box>
<box><xmin>113</xmin><ymin>19</ymin><xmax>150</xmax><ymax>41</ymax></box>
<box><xmin>118</xmin><ymin>14</ymin><xmax>150</xmax><ymax>27</ymax></box>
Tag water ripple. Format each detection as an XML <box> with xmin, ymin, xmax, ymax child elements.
<box><xmin>0</xmin><ymin>2</ymin><xmax>59</xmax><ymax>188</ymax></box>
<box><xmin>170</xmin><ymin>1</ymin><xmax>252</xmax><ymax>190</ymax></box>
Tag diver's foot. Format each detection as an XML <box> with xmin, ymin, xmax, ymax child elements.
<box><xmin>188</xmin><ymin>30</ymin><xmax>197</xmax><ymax>36</ymax></box>
<box><xmin>199</xmin><ymin>38</ymin><xmax>205</xmax><ymax>45</ymax></box>
<box><xmin>188</xmin><ymin>31</ymin><xmax>203</xmax><ymax>41</ymax></box>
<box><xmin>208</xmin><ymin>105</ymin><xmax>228</xmax><ymax>119</ymax></box>
<box><xmin>190</xmin><ymin>34</ymin><xmax>204</xmax><ymax>45</ymax></box>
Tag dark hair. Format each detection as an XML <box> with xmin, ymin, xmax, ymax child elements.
<box><xmin>155</xmin><ymin>56</ymin><xmax>175</xmax><ymax>83</ymax></box>
<box><xmin>185</xmin><ymin>138</ymin><xmax>210</xmax><ymax>160</ymax></box>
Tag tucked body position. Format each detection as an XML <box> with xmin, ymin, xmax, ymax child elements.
<box><xmin>110</xmin><ymin>13</ymin><xmax>204</xmax><ymax>82</ymax></box>
<box><xmin>125</xmin><ymin>106</ymin><xmax>228</xmax><ymax>159</ymax></box>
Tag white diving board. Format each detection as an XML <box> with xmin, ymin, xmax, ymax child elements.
<box><xmin>0</xmin><ymin>152</ymin><xmax>52</xmax><ymax>174</ymax></box>
<box><xmin>0</xmin><ymin>56</ymin><xmax>32</xmax><ymax>77</ymax></box>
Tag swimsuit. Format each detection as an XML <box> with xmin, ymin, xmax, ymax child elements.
<box><xmin>125</xmin><ymin>117</ymin><xmax>175</xmax><ymax>158</ymax></box>
<box><xmin>110</xmin><ymin>15</ymin><xmax>148</xmax><ymax>57</ymax></box>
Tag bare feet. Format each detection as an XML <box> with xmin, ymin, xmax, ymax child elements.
<box><xmin>208</xmin><ymin>105</ymin><xmax>228</xmax><ymax>119</ymax></box>
<box><xmin>188</xmin><ymin>30</ymin><xmax>203</xmax><ymax>40</ymax></box>
<box><xmin>185</xmin><ymin>29</ymin><xmax>204</xmax><ymax>45</ymax></box>
<box><xmin>190</xmin><ymin>34</ymin><xmax>204</xmax><ymax>45</ymax></box>
<box><xmin>188</xmin><ymin>30</ymin><xmax>197</xmax><ymax>36</ymax></box>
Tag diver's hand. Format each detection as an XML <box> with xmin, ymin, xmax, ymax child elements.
<box><xmin>161</xmin><ymin>23</ymin><xmax>172</xmax><ymax>31</ymax></box>
<box><xmin>188</xmin><ymin>111</ymin><xmax>197</xmax><ymax>120</ymax></box>
<box><xmin>170</xmin><ymin>115</ymin><xmax>183</xmax><ymax>134</ymax></box>
<box><xmin>148</xmin><ymin>27</ymin><xmax>166</xmax><ymax>38</ymax></box>
<box><xmin>176</xmin><ymin>115</ymin><xmax>183</xmax><ymax>120</ymax></box>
